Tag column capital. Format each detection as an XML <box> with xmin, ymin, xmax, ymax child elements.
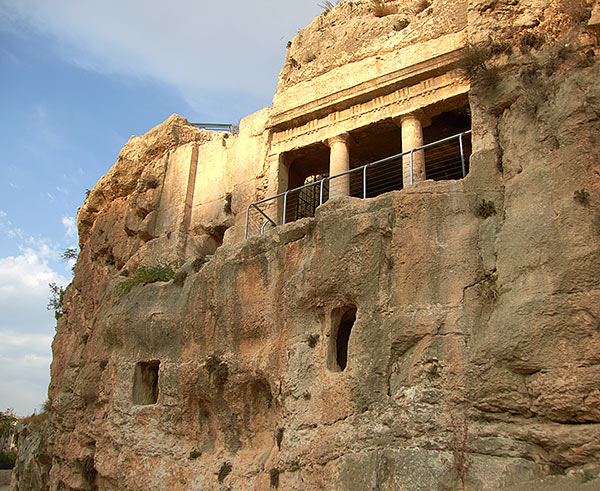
<box><xmin>324</xmin><ymin>132</ymin><xmax>350</xmax><ymax>147</ymax></box>
<box><xmin>394</xmin><ymin>109</ymin><xmax>431</xmax><ymax>127</ymax></box>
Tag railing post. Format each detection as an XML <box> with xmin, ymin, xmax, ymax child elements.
<box><xmin>282</xmin><ymin>191</ymin><xmax>288</xmax><ymax>225</ymax></box>
<box><xmin>363</xmin><ymin>165</ymin><xmax>367</xmax><ymax>199</ymax></box>
<box><xmin>319</xmin><ymin>179</ymin><xmax>324</xmax><ymax>205</ymax></box>
<box><xmin>410</xmin><ymin>150</ymin><xmax>414</xmax><ymax>186</ymax></box>
<box><xmin>459</xmin><ymin>132</ymin><xmax>466</xmax><ymax>178</ymax></box>
<box><xmin>244</xmin><ymin>205</ymin><xmax>251</xmax><ymax>240</ymax></box>
<box><xmin>261</xmin><ymin>220</ymin><xmax>270</xmax><ymax>235</ymax></box>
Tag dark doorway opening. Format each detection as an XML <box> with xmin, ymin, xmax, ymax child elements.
<box><xmin>423</xmin><ymin>104</ymin><xmax>472</xmax><ymax>181</ymax></box>
<box><xmin>348</xmin><ymin>120</ymin><xmax>403</xmax><ymax>198</ymax></box>
<box><xmin>133</xmin><ymin>360</ymin><xmax>160</xmax><ymax>405</ymax></box>
<box><xmin>284</xmin><ymin>143</ymin><xmax>330</xmax><ymax>223</ymax></box>
<box><xmin>296</xmin><ymin>173</ymin><xmax>329</xmax><ymax>220</ymax></box>
<box><xmin>329</xmin><ymin>306</ymin><xmax>357</xmax><ymax>372</ymax></box>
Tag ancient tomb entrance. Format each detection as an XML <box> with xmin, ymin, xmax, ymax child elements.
<box><xmin>282</xmin><ymin>143</ymin><xmax>330</xmax><ymax>223</ymax></box>
<box><xmin>272</xmin><ymin>101</ymin><xmax>471</xmax><ymax>229</ymax></box>
<box><xmin>297</xmin><ymin>173</ymin><xmax>329</xmax><ymax>220</ymax></box>
<box><xmin>422</xmin><ymin>102</ymin><xmax>472</xmax><ymax>181</ymax></box>
<box><xmin>327</xmin><ymin>306</ymin><xmax>357</xmax><ymax>372</ymax></box>
<box><xmin>280</xmin><ymin>120</ymin><xmax>404</xmax><ymax>223</ymax></box>
<box><xmin>347</xmin><ymin>120</ymin><xmax>404</xmax><ymax>198</ymax></box>
<box><xmin>133</xmin><ymin>360</ymin><xmax>160</xmax><ymax>405</ymax></box>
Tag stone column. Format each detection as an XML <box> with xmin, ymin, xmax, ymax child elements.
<box><xmin>276</xmin><ymin>153</ymin><xmax>289</xmax><ymax>224</ymax></box>
<box><xmin>326</xmin><ymin>133</ymin><xmax>350</xmax><ymax>198</ymax></box>
<box><xmin>401</xmin><ymin>112</ymin><xmax>426</xmax><ymax>185</ymax></box>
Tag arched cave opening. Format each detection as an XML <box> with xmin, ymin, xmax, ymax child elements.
<box><xmin>328</xmin><ymin>306</ymin><xmax>357</xmax><ymax>372</ymax></box>
<box><xmin>133</xmin><ymin>360</ymin><xmax>160</xmax><ymax>405</ymax></box>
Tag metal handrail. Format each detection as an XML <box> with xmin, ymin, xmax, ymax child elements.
<box><xmin>192</xmin><ymin>123</ymin><xmax>239</xmax><ymax>134</ymax></box>
<box><xmin>244</xmin><ymin>130</ymin><xmax>471</xmax><ymax>239</ymax></box>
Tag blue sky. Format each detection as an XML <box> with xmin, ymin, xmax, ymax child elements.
<box><xmin>0</xmin><ymin>0</ymin><xmax>321</xmax><ymax>416</ymax></box>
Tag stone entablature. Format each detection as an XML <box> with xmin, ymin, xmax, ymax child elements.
<box><xmin>270</xmin><ymin>68</ymin><xmax>468</xmax><ymax>155</ymax></box>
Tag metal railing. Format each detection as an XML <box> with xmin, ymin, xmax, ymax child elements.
<box><xmin>192</xmin><ymin>123</ymin><xmax>239</xmax><ymax>134</ymax></box>
<box><xmin>245</xmin><ymin>130</ymin><xmax>471</xmax><ymax>239</ymax></box>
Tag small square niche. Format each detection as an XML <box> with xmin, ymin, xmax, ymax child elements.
<box><xmin>133</xmin><ymin>361</ymin><xmax>160</xmax><ymax>405</ymax></box>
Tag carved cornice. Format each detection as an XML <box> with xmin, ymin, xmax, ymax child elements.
<box><xmin>270</xmin><ymin>71</ymin><xmax>469</xmax><ymax>154</ymax></box>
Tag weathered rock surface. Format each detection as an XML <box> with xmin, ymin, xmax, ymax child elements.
<box><xmin>11</xmin><ymin>0</ymin><xmax>600</xmax><ymax>490</ymax></box>
<box><xmin>278</xmin><ymin>0</ymin><xmax>468</xmax><ymax>91</ymax></box>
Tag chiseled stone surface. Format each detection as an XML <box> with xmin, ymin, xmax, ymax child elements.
<box><xmin>11</xmin><ymin>0</ymin><xmax>600</xmax><ymax>490</ymax></box>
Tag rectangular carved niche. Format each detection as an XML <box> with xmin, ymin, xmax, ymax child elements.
<box><xmin>133</xmin><ymin>361</ymin><xmax>160</xmax><ymax>405</ymax></box>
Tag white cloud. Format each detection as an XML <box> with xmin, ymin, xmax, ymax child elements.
<box><xmin>0</xmin><ymin>212</ymin><xmax>24</xmax><ymax>240</ymax></box>
<box><xmin>0</xmin><ymin>0</ymin><xmax>321</xmax><ymax>110</ymax></box>
<box><xmin>2</xmin><ymin>332</ymin><xmax>54</xmax><ymax>350</ymax></box>
<box><xmin>0</xmin><ymin>243</ymin><xmax>68</xmax><ymax>415</ymax></box>
<box><xmin>0</xmin><ymin>246</ymin><xmax>68</xmax><ymax>310</ymax></box>
<box><xmin>61</xmin><ymin>216</ymin><xmax>77</xmax><ymax>239</ymax></box>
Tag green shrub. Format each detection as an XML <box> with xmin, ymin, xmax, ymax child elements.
<box><xmin>489</xmin><ymin>41</ymin><xmax>512</xmax><ymax>56</ymax></box>
<box><xmin>0</xmin><ymin>450</ymin><xmax>16</xmax><ymax>470</ymax></box>
<box><xmin>574</xmin><ymin>189</ymin><xmax>590</xmax><ymax>207</ymax></box>
<box><xmin>217</xmin><ymin>462</ymin><xmax>232</xmax><ymax>482</ymax></box>
<box><xmin>474</xmin><ymin>200</ymin><xmax>497</xmax><ymax>219</ymax></box>
<box><xmin>42</xmin><ymin>399</ymin><xmax>52</xmax><ymax>413</ymax></box>
<box><xmin>270</xmin><ymin>468</ymin><xmax>280</xmax><ymax>488</ymax></box>
<box><xmin>582</xmin><ymin>469</ymin><xmax>596</xmax><ymax>483</ymax></box>
<box><xmin>458</xmin><ymin>44</ymin><xmax>501</xmax><ymax>91</ymax></box>
<box><xmin>458</xmin><ymin>44</ymin><xmax>489</xmax><ymax>75</ymax></box>
<box><xmin>520</xmin><ymin>31</ymin><xmax>545</xmax><ymax>53</ymax></box>
<box><xmin>80</xmin><ymin>455</ymin><xmax>96</xmax><ymax>484</ymax></box>
<box><xmin>306</xmin><ymin>334</ymin><xmax>320</xmax><ymax>348</ymax></box>
<box><xmin>62</xmin><ymin>248</ymin><xmax>78</xmax><ymax>261</ymax></box>
<box><xmin>47</xmin><ymin>282</ymin><xmax>65</xmax><ymax>321</ymax></box>
<box><xmin>189</xmin><ymin>449</ymin><xmax>202</xmax><ymax>460</ymax></box>
<box><xmin>116</xmin><ymin>262</ymin><xmax>176</xmax><ymax>296</ymax></box>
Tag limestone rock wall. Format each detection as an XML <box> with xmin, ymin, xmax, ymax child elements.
<box><xmin>11</xmin><ymin>0</ymin><xmax>600</xmax><ymax>490</ymax></box>
<box><xmin>277</xmin><ymin>0</ymin><xmax>468</xmax><ymax>94</ymax></box>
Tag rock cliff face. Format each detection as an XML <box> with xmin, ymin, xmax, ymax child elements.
<box><xmin>11</xmin><ymin>0</ymin><xmax>600</xmax><ymax>490</ymax></box>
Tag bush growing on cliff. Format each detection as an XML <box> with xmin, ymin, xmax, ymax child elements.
<box><xmin>270</xmin><ymin>468</ymin><xmax>280</xmax><ymax>488</ymax></box>
<box><xmin>217</xmin><ymin>462</ymin><xmax>232</xmax><ymax>482</ymax></box>
<box><xmin>0</xmin><ymin>450</ymin><xmax>16</xmax><ymax>470</ymax></box>
<box><xmin>47</xmin><ymin>283</ymin><xmax>65</xmax><ymax>321</ymax></box>
<box><xmin>474</xmin><ymin>200</ymin><xmax>496</xmax><ymax>219</ymax></box>
<box><xmin>318</xmin><ymin>0</ymin><xmax>341</xmax><ymax>13</ymax></box>
<box><xmin>61</xmin><ymin>247</ymin><xmax>78</xmax><ymax>261</ymax></box>
<box><xmin>520</xmin><ymin>31</ymin><xmax>545</xmax><ymax>53</ymax></box>
<box><xmin>458</xmin><ymin>44</ymin><xmax>501</xmax><ymax>91</ymax></box>
<box><xmin>369</xmin><ymin>0</ymin><xmax>398</xmax><ymax>17</ymax></box>
<box><xmin>574</xmin><ymin>189</ymin><xmax>591</xmax><ymax>207</ymax></box>
<box><xmin>116</xmin><ymin>262</ymin><xmax>176</xmax><ymax>296</ymax></box>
